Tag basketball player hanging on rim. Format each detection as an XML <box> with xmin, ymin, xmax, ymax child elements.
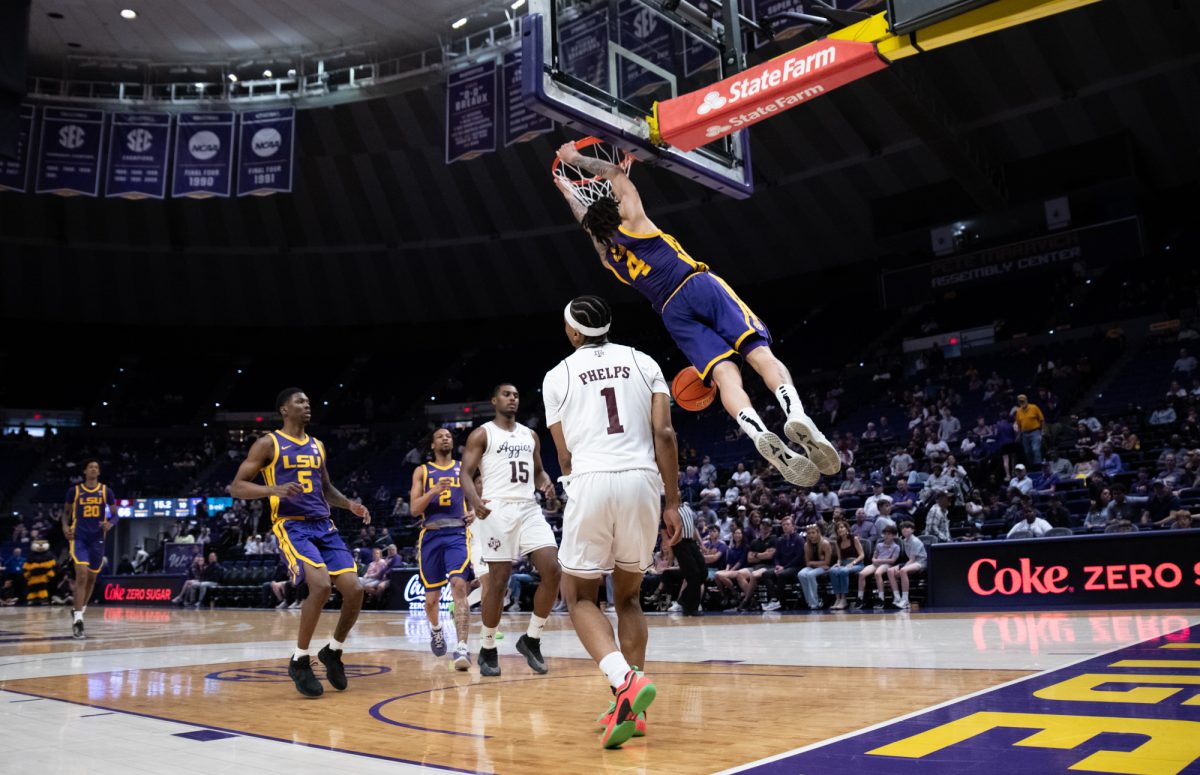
<box><xmin>230</xmin><ymin>388</ymin><xmax>370</xmax><ymax>698</ymax></box>
<box><xmin>543</xmin><ymin>295</ymin><xmax>683</xmax><ymax>749</ymax></box>
<box><xmin>460</xmin><ymin>383</ymin><xmax>562</xmax><ymax>678</ymax></box>
<box><xmin>554</xmin><ymin>140</ymin><xmax>839</xmax><ymax>487</ymax></box>
<box><xmin>409</xmin><ymin>428</ymin><xmax>473</xmax><ymax>670</ymax></box>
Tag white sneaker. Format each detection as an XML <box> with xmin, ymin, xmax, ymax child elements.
<box><xmin>275</xmin><ymin>600</ymin><xmax>289</xmax><ymax>609</ymax></box>
<box><xmin>898</xmin><ymin>596</ymin><xmax>910</xmax><ymax>609</ymax></box>
<box><xmin>754</xmin><ymin>431</ymin><xmax>819</xmax><ymax>487</ymax></box>
<box><xmin>288</xmin><ymin>601</ymin><xmax>302</xmax><ymax>609</ymax></box>
<box><xmin>667</xmin><ymin>601</ymin><xmax>683</xmax><ymax>613</ymax></box>
<box><xmin>453</xmin><ymin>643</ymin><xmax>471</xmax><ymax>671</ymax></box>
<box><xmin>784</xmin><ymin>413</ymin><xmax>841</xmax><ymax>475</ymax></box>
<box><xmin>763</xmin><ymin>600</ymin><xmax>782</xmax><ymax>612</ymax></box>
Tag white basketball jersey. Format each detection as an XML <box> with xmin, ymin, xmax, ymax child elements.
<box><xmin>542</xmin><ymin>343</ymin><xmax>669</xmax><ymax>476</ymax></box>
<box><xmin>479</xmin><ymin>421</ymin><xmax>538</xmax><ymax>501</ymax></box>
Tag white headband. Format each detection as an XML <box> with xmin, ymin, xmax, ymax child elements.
<box><xmin>564</xmin><ymin>302</ymin><xmax>610</xmax><ymax>337</ymax></box>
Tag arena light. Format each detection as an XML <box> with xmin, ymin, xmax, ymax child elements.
<box><xmin>287</xmin><ymin>68</ymin><xmax>297</xmax><ymax>78</ymax></box>
<box><xmin>227</xmin><ymin>73</ymin><xmax>238</xmax><ymax>83</ymax></box>
<box><xmin>120</xmin><ymin>8</ymin><xmax>137</xmax><ymax>19</ymax></box>
<box><xmin>262</xmin><ymin>69</ymin><xmax>272</xmax><ymax>78</ymax></box>
<box><xmin>511</xmin><ymin>0</ymin><xmax>526</xmax><ymax>8</ymax></box>
<box><xmin>451</xmin><ymin>17</ymin><xmax>468</xmax><ymax>29</ymax></box>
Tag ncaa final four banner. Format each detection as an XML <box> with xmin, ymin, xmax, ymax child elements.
<box><xmin>236</xmin><ymin>107</ymin><xmax>295</xmax><ymax>196</ymax></box>
<box><xmin>105</xmin><ymin>112</ymin><xmax>171</xmax><ymax>200</ymax></box>
<box><xmin>445</xmin><ymin>61</ymin><xmax>497</xmax><ymax>163</ymax></box>
<box><xmin>35</xmin><ymin>106</ymin><xmax>106</xmax><ymax>197</ymax></box>
<box><xmin>0</xmin><ymin>104</ymin><xmax>35</xmax><ymax>193</ymax></box>
<box><xmin>172</xmin><ymin>112</ymin><xmax>235</xmax><ymax>198</ymax></box>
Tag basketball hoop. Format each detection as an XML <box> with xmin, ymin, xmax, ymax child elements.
<box><xmin>551</xmin><ymin>136</ymin><xmax>634</xmax><ymax>207</ymax></box>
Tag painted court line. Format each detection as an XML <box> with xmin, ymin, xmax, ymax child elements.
<box><xmin>716</xmin><ymin>625</ymin><xmax>1197</xmax><ymax>774</ymax></box>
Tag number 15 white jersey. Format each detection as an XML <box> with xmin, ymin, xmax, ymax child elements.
<box><xmin>542</xmin><ymin>342</ymin><xmax>670</xmax><ymax>476</ymax></box>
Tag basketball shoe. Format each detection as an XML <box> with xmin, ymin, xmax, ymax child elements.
<box><xmin>754</xmin><ymin>431</ymin><xmax>819</xmax><ymax>487</ymax></box>
<box><xmin>784</xmin><ymin>413</ymin><xmax>841</xmax><ymax>476</ymax></box>
<box><xmin>597</xmin><ymin>701</ymin><xmax>646</xmax><ymax>737</ymax></box>
<box><xmin>516</xmin><ymin>634</ymin><xmax>548</xmax><ymax>674</ymax></box>
<box><xmin>600</xmin><ymin>670</ymin><xmax>656</xmax><ymax>749</ymax></box>
<box><xmin>288</xmin><ymin>655</ymin><xmax>324</xmax><ymax>698</ymax></box>
<box><xmin>479</xmin><ymin>646</ymin><xmax>501</xmax><ymax>677</ymax></box>
<box><xmin>453</xmin><ymin>643</ymin><xmax>471</xmax><ymax>671</ymax></box>
<box><xmin>317</xmin><ymin>645</ymin><xmax>347</xmax><ymax>690</ymax></box>
<box><xmin>430</xmin><ymin>627</ymin><xmax>447</xmax><ymax>657</ymax></box>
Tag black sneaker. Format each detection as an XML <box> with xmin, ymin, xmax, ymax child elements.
<box><xmin>71</xmin><ymin>618</ymin><xmax>85</xmax><ymax>640</ymax></box>
<box><xmin>516</xmin><ymin>634</ymin><xmax>548</xmax><ymax>674</ymax></box>
<box><xmin>288</xmin><ymin>655</ymin><xmax>324</xmax><ymax>697</ymax></box>
<box><xmin>849</xmin><ymin>599</ymin><xmax>865</xmax><ymax>611</ymax></box>
<box><xmin>479</xmin><ymin>646</ymin><xmax>501</xmax><ymax>677</ymax></box>
<box><xmin>317</xmin><ymin>645</ymin><xmax>347</xmax><ymax>691</ymax></box>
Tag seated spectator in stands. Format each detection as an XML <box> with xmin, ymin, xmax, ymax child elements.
<box><xmin>1007</xmin><ymin>505</ymin><xmax>1053</xmax><ymax>539</ymax></box>
<box><xmin>506</xmin><ymin>557</ymin><xmax>536</xmax><ymax>612</ymax></box>
<box><xmin>702</xmin><ymin>526</ymin><xmax>729</xmax><ymax>585</ymax></box>
<box><xmin>1129</xmin><ymin>468</ymin><xmax>1153</xmax><ymax>497</ymax></box>
<box><xmin>925</xmin><ymin>491</ymin><xmax>952</xmax><ymax>543</ymax></box>
<box><xmin>873</xmin><ymin>498</ymin><xmax>897</xmax><ymax>536</ymax></box>
<box><xmin>794</xmin><ymin>524</ymin><xmax>832</xmax><ymax>611</ymax></box>
<box><xmin>1119</xmin><ymin>428</ymin><xmax>1142</xmax><ymax>452</ymax></box>
<box><xmin>938</xmin><ymin>407</ymin><xmax>961</xmax><ymax>443</ymax></box>
<box><xmin>891</xmin><ymin>479</ymin><xmax>918</xmax><ymax>515</ymax></box>
<box><xmin>1192</xmin><ymin>378</ymin><xmax>1200</xmax><ymax>398</ymax></box>
<box><xmin>971</xmin><ymin>416</ymin><xmax>995</xmax><ymax>444</ymax></box>
<box><xmin>698</xmin><ymin>456</ymin><xmax>717</xmax><ymax>488</ymax></box>
<box><xmin>1158</xmin><ymin>436</ymin><xmax>1188</xmax><ymax>467</ymax></box>
<box><xmin>736</xmin><ymin>521</ymin><xmax>777</xmax><ymax>611</ymax></box>
<box><xmin>851</xmin><ymin>508</ymin><xmax>877</xmax><ymax>542</ymax></box>
<box><xmin>1073</xmin><ymin>452</ymin><xmax>1098</xmax><ymax>479</ymax></box>
<box><xmin>681</xmin><ymin>465</ymin><xmax>699</xmax><ymax>502</ymax></box>
<box><xmin>921</xmin><ymin>464</ymin><xmax>955</xmax><ymax>503</ymax></box>
<box><xmin>172</xmin><ymin>555</ymin><xmax>206</xmax><ymax>606</ymax></box>
<box><xmin>1043</xmin><ymin>495</ymin><xmax>1072</xmax><ymax>528</ymax></box>
<box><xmin>1108</xmin><ymin>485</ymin><xmax>1141</xmax><ymax>523</ymax></box>
<box><xmin>1180</xmin><ymin>410</ymin><xmax>1200</xmax><ymax>444</ymax></box>
<box><xmin>1167</xmin><ymin>509</ymin><xmax>1197</xmax><ymax>530</ymax></box>
<box><xmin>1175</xmin><ymin>348</ymin><xmax>1198</xmax><ymax>374</ymax></box>
<box><xmin>878</xmin><ymin>417</ymin><xmax>896</xmax><ymax>442</ymax></box>
<box><xmin>853</xmin><ymin>524</ymin><xmax>899</xmax><ymax>609</ymax></box>
<box><xmin>1150</xmin><ymin>402</ymin><xmax>1178</xmax><ymax>426</ymax></box>
<box><xmin>1146</xmin><ymin>481</ymin><xmax>1182</xmax><ymax>525</ymax></box>
<box><xmin>807</xmin><ymin>482</ymin><xmax>838</xmax><ymax>517</ymax></box>
<box><xmin>889</xmin><ymin>447</ymin><xmax>914</xmax><ymax>480</ymax></box>
<box><xmin>243</xmin><ymin>534</ymin><xmax>262</xmax><ymax>555</ymax></box>
<box><xmin>360</xmin><ymin>547</ymin><xmax>391</xmax><ymax>601</ymax></box>
<box><xmin>1084</xmin><ymin>487</ymin><xmax>1114</xmax><ymax>531</ymax></box>
<box><xmin>864</xmin><ymin>481</ymin><xmax>889</xmax><ymax>518</ymax></box>
<box><xmin>1031</xmin><ymin>461</ymin><xmax>1059</xmax><ymax>495</ymax></box>
<box><xmin>1009</xmin><ymin>464</ymin><xmax>1034</xmax><ymax>495</ymax></box>
<box><xmin>1104</xmin><ymin>519</ymin><xmax>1136</xmax><ymax>534</ymax></box>
<box><xmin>1158</xmin><ymin>454</ymin><xmax>1184</xmax><ymax>489</ymax></box>
<box><xmin>715</xmin><ymin>509</ymin><xmax>735</xmax><ymax>543</ymax></box>
<box><xmin>827</xmin><ymin>520</ymin><xmax>865</xmax><ymax>610</ymax></box>
<box><xmin>760</xmin><ymin>516</ymin><xmax>805</xmax><ymax>612</ymax></box>
<box><xmin>191</xmin><ymin>551</ymin><xmax>224</xmax><ymax>607</ymax></box>
<box><xmin>1167</xmin><ymin>380</ymin><xmax>1189</xmax><ymax>400</ymax></box>
<box><xmin>838</xmin><ymin>468</ymin><xmax>867</xmax><ymax>498</ymax></box>
<box><xmin>960</xmin><ymin>434</ymin><xmax>984</xmax><ymax>463</ymax></box>
<box><xmin>862</xmin><ymin>422</ymin><xmax>879</xmax><ymax>442</ymax></box>
<box><xmin>836</xmin><ymin>436</ymin><xmax>855</xmax><ymax>469</ymax></box>
<box><xmin>723</xmin><ymin>479</ymin><xmax>742</xmax><ymax>508</ymax></box>
<box><xmin>714</xmin><ymin>527</ymin><xmax>749</xmax><ymax>604</ymax></box>
<box><xmin>698</xmin><ymin>480</ymin><xmax>721</xmax><ymax>507</ymax></box>
<box><xmin>924</xmin><ymin>436</ymin><xmax>950</xmax><ymax>464</ymax></box>
<box><xmin>732</xmin><ymin>463</ymin><xmax>751</xmax><ymax>488</ymax></box>
<box><xmin>963</xmin><ymin>490</ymin><xmax>986</xmax><ymax>528</ymax></box>
<box><xmin>884</xmin><ymin>522</ymin><xmax>926</xmax><ymax>609</ymax></box>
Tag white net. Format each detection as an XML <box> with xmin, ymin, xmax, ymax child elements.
<box><xmin>552</xmin><ymin>138</ymin><xmax>634</xmax><ymax>207</ymax></box>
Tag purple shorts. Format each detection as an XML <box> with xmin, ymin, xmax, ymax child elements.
<box><xmin>71</xmin><ymin>537</ymin><xmax>106</xmax><ymax>571</ymax></box>
<box><xmin>660</xmin><ymin>272</ymin><xmax>771</xmax><ymax>382</ymax></box>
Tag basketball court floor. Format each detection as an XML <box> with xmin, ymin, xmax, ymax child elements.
<box><xmin>2</xmin><ymin>606</ymin><xmax>1197</xmax><ymax>774</ymax></box>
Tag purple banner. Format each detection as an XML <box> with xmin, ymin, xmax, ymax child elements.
<box><xmin>163</xmin><ymin>543</ymin><xmax>204</xmax><ymax>575</ymax></box>
<box><xmin>503</xmin><ymin>49</ymin><xmax>554</xmax><ymax>146</ymax></box>
<box><xmin>172</xmin><ymin>112</ymin><xmax>234</xmax><ymax>198</ymax></box>
<box><xmin>617</xmin><ymin>0</ymin><xmax>673</xmax><ymax>99</ymax></box>
<box><xmin>35</xmin><ymin>107</ymin><xmax>105</xmax><ymax>197</ymax></box>
<box><xmin>558</xmin><ymin>6</ymin><xmax>609</xmax><ymax>91</ymax></box>
<box><xmin>105</xmin><ymin>112</ymin><xmax>171</xmax><ymax>200</ymax></box>
<box><xmin>0</xmin><ymin>104</ymin><xmax>34</xmax><ymax>193</ymax></box>
<box><xmin>236</xmin><ymin>107</ymin><xmax>295</xmax><ymax>196</ymax></box>
<box><xmin>445</xmin><ymin>62</ymin><xmax>498</xmax><ymax>164</ymax></box>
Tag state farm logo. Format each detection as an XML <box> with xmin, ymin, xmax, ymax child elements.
<box><xmin>251</xmin><ymin>127</ymin><xmax>282</xmax><ymax>157</ymax></box>
<box><xmin>706</xmin><ymin>124</ymin><xmax>732</xmax><ymax>138</ymax></box>
<box><xmin>692</xmin><ymin>45</ymin><xmax>836</xmax><ymax>117</ymax></box>
<box><xmin>188</xmin><ymin>130</ymin><xmax>221</xmax><ymax>160</ymax></box>
<box><xmin>58</xmin><ymin>124</ymin><xmax>86</xmax><ymax>149</ymax></box>
<box><xmin>696</xmin><ymin>91</ymin><xmax>727</xmax><ymax>116</ymax></box>
<box><xmin>967</xmin><ymin>557</ymin><xmax>1197</xmax><ymax>596</ymax></box>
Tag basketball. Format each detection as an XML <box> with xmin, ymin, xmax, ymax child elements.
<box><xmin>672</xmin><ymin>367</ymin><xmax>717</xmax><ymax>411</ymax></box>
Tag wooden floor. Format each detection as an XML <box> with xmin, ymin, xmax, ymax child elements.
<box><xmin>1</xmin><ymin>606</ymin><xmax>1197</xmax><ymax>774</ymax></box>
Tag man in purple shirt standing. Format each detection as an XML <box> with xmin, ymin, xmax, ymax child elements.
<box><xmin>761</xmin><ymin>516</ymin><xmax>804</xmax><ymax>612</ymax></box>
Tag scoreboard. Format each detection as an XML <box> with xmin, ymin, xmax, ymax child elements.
<box><xmin>114</xmin><ymin>496</ymin><xmax>232</xmax><ymax>519</ymax></box>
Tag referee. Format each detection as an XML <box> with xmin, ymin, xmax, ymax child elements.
<box><xmin>671</xmin><ymin>502</ymin><xmax>708</xmax><ymax>616</ymax></box>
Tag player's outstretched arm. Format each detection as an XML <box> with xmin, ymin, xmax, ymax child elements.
<box><xmin>460</xmin><ymin>427</ymin><xmax>491</xmax><ymax>518</ymax></box>
<box><xmin>650</xmin><ymin>392</ymin><xmax>683</xmax><ymax>544</ymax></box>
<box><xmin>230</xmin><ymin>435</ymin><xmax>300</xmax><ymax>500</ymax></box>
<box><xmin>556</xmin><ymin>141</ymin><xmax>653</xmax><ymax>234</ymax></box>
<box><xmin>532</xmin><ymin>433</ymin><xmax>555</xmax><ymax>500</ymax></box>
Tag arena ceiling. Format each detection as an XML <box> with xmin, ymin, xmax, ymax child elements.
<box><xmin>2</xmin><ymin>0</ymin><xmax>1198</xmax><ymax>328</ymax></box>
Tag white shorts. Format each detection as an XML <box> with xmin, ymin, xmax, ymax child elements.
<box><xmin>468</xmin><ymin>528</ymin><xmax>488</xmax><ymax>577</ymax></box>
<box><xmin>558</xmin><ymin>469</ymin><xmax>660</xmax><ymax>580</ymax></box>
<box><xmin>473</xmin><ymin>499</ymin><xmax>557</xmax><ymax>564</ymax></box>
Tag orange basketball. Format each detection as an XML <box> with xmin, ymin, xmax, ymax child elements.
<box><xmin>672</xmin><ymin>367</ymin><xmax>717</xmax><ymax>411</ymax></box>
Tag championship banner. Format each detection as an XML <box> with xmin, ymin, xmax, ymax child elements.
<box><xmin>503</xmin><ymin>49</ymin><xmax>554</xmax><ymax>146</ymax></box>
<box><xmin>445</xmin><ymin>61</ymin><xmax>498</xmax><ymax>163</ymax></box>
<box><xmin>172</xmin><ymin>112</ymin><xmax>234</xmax><ymax>198</ymax></box>
<box><xmin>105</xmin><ymin>112</ymin><xmax>171</xmax><ymax>199</ymax></box>
<box><xmin>928</xmin><ymin>528</ymin><xmax>1200</xmax><ymax>608</ymax></box>
<box><xmin>35</xmin><ymin>106</ymin><xmax>105</xmax><ymax>196</ymax></box>
<box><xmin>880</xmin><ymin>217</ymin><xmax>1142</xmax><ymax>306</ymax></box>
<box><xmin>653</xmin><ymin>38</ymin><xmax>887</xmax><ymax>152</ymax></box>
<box><xmin>0</xmin><ymin>103</ymin><xmax>33</xmax><ymax>193</ymax></box>
<box><xmin>236</xmin><ymin>107</ymin><xmax>295</xmax><ymax>196</ymax></box>
<box><xmin>617</xmin><ymin>0</ymin><xmax>674</xmax><ymax>98</ymax></box>
<box><xmin>558</xmin><ymin>6</ymin><xmax>609</xmax><ymax>89</ymax></box>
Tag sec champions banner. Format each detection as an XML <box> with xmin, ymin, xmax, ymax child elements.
<box><xmin>35</xmin><ymin>107</ymin><xmax>105</xmax><ymax>197</ymax></box>
<box><xmin>106</xmin><ymin>112</ymin><xmax>171</xmax><ymax>199</ymax></box>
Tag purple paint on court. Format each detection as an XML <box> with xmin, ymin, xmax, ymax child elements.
<box><xmin>174</xmin><ymin>729</ymin><xmax>239</xmax><ymax>742</ymax></box>
<box><xmin>736</xmin><ymin>625</ymin><xmax>1200</xmax><ymax>774</ymax></box>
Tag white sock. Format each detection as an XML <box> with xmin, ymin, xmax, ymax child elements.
<box><xmin>736</xmin><ymin>407</ymin><xmax>768</xmax><ymax>439</ymax></box>
<box><xmin>81</xmin><ymin>606</ymin><xmax>87</xmax><ymax>614</ymax></box>
<box><xmin>430</xmin><ymin>623</ymin><xmax>442</xmax><ymax>632</ymax></box>
<box><xmin>293</xmin><ymin>647</ymin><xmax>310</xmax><ymax>660</ymax></box>
<box><xmin>775</xmin><ymin>384</ymin><xmax>804</xmax><ymax>417</ymax></box>
<box><xmin>526</xmin><ymin>614</ymin><xmax>547</xmax><ymax>640</ymax></box>
<box><xmin>329</xmin><ymin>638</ymin><xmax>345</xmax><ymax>652</ymax></box>
<box><xmin>72</xmin><ymin>610</ymin><xmax>83</xmax><ymax>622</ymax></box>
<box><xmin>599</xmin><ymin>651</ymin><xmax>632</xmax><ymax>690</ymax></box>
<box><xmin>456</xmin><ymin>640</ymin><xmax>468</xmax><ymax>652</ymax></box>
<box><xmin>480</xmin><ymin>625</ymin><xmax>497</xmax><ymax>649</ymax></box>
